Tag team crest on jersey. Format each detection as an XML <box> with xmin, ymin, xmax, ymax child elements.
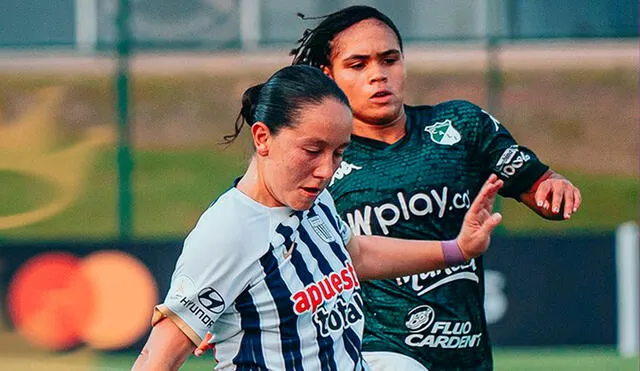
<box><xmin>308</xmin><ymin>215</ymin><xmax>335</xmax><ymax>243</ymax></box>
<box><xmin>425</xmin><ymin>120</ymin><xmax>461</xmax><ymax>145</ymax></box>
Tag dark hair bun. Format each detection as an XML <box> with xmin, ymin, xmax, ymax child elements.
<box><xmin>240</xmin><ymin>83</ymin><xmax>265</xmax><ymax>124</ymax></box>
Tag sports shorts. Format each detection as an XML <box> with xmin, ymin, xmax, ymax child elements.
<box><xmin>363</xmin><ymin>351</ymin><xmax>428</xmax><ymax>371</ymax></box>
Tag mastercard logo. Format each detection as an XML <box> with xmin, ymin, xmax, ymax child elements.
<box><xmin>7</xmin><ymin>250</ymin><xmax>158</xmax><ymax>351</ymax></box>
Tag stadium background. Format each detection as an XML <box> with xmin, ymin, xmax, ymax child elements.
<box><xmin>0</xmin><ymin>0</ymin><xmax>638</xmax><ymax>370</ymax></box>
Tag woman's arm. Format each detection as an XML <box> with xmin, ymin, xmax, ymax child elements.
<box><xmin>348</xmin><ymin>174</ymin><xmax>503</xmax><ymax>281</ymax></box>
<box><xmin>132</xmin><ymin>318</ymin><xmax>196</xmax><ymax>371</ymax></box>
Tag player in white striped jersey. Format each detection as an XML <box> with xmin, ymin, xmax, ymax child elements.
<box><xmin>132</xmin><ymin>65</ymin><xmax>504</xmax><ymax>371</ymax></box>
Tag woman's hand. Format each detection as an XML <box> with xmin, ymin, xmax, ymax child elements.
<box><xmin>194</xmin><ymin>332</ymin><xmax>214</xmax><ymax>357</ymax></box>
<box><xmin>457</xmin><ymin>174</ymin><xmax>504</xmax><ymax>259</ymax></box>
<box><xmin>520</xmin><ymin>170</ymin><xmax>582</xmax><ymax>220</ymax></box>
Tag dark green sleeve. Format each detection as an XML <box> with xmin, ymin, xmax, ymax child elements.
<box><xmin>475</xmin><ymin>108</ymin><xmax>549</xmax><ymax>199</ymax></box>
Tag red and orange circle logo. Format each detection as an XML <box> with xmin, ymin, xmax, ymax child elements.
<box><xmin>7</xmin><ymin>250</ymin><xmax>158</xmax><ymax>351</ymax></box>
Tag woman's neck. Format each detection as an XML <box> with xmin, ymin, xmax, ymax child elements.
<box><xmin>236</xmin><ymin>157</ymin><xmax>280</xmax><ymax>207</ymax></box>
<box><xmin>352</xmin><ymin>110</ymin><xmax>407</xmax><ymax>144</ymax></box>
<box><xmin>236</xmin><ymin>157</ymin><xmax>260</xmax><ymax>199</ymax></box>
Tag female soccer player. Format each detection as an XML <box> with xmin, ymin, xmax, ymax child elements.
<box><xmin>132</xmin><ymin>65</ymin><xmax>503</xmax><ymax>370</ymax></box>
<box><xmin>291</xmin><ymin>6</ymin><xmax>582</xmax><ymax>370</ymax></box>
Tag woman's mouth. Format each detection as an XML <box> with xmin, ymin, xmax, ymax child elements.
<box><xmin>370</xmin><ymin>90</ymin><xmax>393</xmax><ymax>102</ymax></box>
<box><xmin>300</xmin><ymin>187</ymin><xmax>322</xmax><ymax>197</ymax></box>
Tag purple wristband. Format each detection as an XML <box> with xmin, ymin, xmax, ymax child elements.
<box><xmin>441</xmin><ymin>239</ymin><xmax>466</xmax><ymax>266</ymax></box>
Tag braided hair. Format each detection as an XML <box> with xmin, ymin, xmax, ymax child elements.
<box><xmin>290</xmin><ymin>5</ymin><xmax>403</xmax><ymax>68</ymax></box>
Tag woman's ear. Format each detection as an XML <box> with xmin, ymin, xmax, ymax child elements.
<box><xmin>251</xmin><ymin>122</ymin><xmax>271</xmax><ymax>157</ymax></box>
<box><xmin>321</xmin><ymin>65</ymin><xmax>334</xmax><ymax>79</ymax></box>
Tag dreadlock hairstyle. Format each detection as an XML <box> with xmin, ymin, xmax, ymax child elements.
<box><xmin>290</xmin><ymin>5</ymin><xmax>403</xmax><ymax>68</ymax></box>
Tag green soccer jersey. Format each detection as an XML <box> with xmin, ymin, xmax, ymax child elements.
<box><xmin>328</xmin><ymin>101</ymin><xmax>548</xmax><ymax>370</ymax></box>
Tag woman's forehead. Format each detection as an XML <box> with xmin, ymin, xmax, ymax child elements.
<box><xmin>285</xmin><ymin>100</ymin><xmax>352</xmax><ymax>140</ymax></box>
<box><xmin>331</xmin><ymin>19</ymin><xmax>400</xmax><ymax>56</ymax></box>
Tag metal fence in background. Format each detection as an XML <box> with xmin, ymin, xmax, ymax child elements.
<box><xmin>1</xmin><ymin>0</ymin><xmax>638</xmax><ymax>50</ymax></box>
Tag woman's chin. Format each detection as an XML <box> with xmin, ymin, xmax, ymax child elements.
<box><xmin>289</xmin><ymin>195</ymin><xmax>319</xmax><ymax>211</ymax></box>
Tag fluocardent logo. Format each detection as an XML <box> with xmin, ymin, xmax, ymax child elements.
<box><xmin>404</xmin><ymin>304</ymin><xmax>483</xmax><ymax>349</ymax></box>
<box><xmin>406</xmin><ymin>305</ymin><xmax>435</xmax><ymax>332</ymax></box>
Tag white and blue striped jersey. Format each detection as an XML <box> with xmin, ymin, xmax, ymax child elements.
<box><xmin>153</xmin><ymin>187</ymin><xmax>368</xmax><ymax>370</ymax></box>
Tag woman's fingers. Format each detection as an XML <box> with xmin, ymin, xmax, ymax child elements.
<box><xmin>469</xmin><ymin>174</ymin><xmax>503</xmax><ymax>216</ymax></box>
<box><xmin>194</xmin><ymin>333</ymin><xmax>213</xmax><ymax>356</ymax></box>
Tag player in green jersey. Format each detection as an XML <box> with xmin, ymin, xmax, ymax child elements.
<box><xmin>290</xmin><ymin>5</ymin><xmax>582</xmax><ymax>370</ymax></box>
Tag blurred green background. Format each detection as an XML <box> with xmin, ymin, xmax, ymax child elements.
<box><xmin>1</xmin><ymin>66</ymin><xmax>637</xmax><ymax>240</ymax></box>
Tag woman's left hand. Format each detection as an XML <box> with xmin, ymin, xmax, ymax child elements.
<box><xmin>456</xmin><ymin>174</ymin><xmax>504</xmax><ymax>259</ymax></box>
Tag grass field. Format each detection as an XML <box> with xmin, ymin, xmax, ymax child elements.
<box><xmin>1</xmin><ymin>64</ymin><xmax>637</xmax><ymax>239</ymax></box>
<box><xmin>0</xmin><ymin>346</ymin><xmax>637</xmax><ymax>370</ymax></box>
<box><xmin>1</xmin><ymin>149</ymin><xmax>637</xmax><ymax>240</ymax></box>
<box><xmin>492</xmin><ymin>347</ymin><xmax>639</xmax><ymax>371</ymax></box>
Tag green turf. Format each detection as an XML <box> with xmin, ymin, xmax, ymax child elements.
<box><xmin>0</xmin><ymin>149</ymin><xmax>248</xmax><ymax>240</ymax></box>
<box><xmin>93</xmin><ymin>346</ymin><xmax>639</xmax><ymax>370</ymax></box>
<box><xmin>0</xmin><ymin>345</ymin><xmax>635</xmax><ymax>370</ymax></box>
<box><xmin>0</xmin><ymin>171</ymin><xmax>58</xmax><ymax>215</ymax></box>
<box><xmin>493</xmin><ymin>346</ymin><xmax>639</xmax><ymax>371</ymax></box>
<box><xmin>0</xmin><ymin>150</ymin><xmax>637</xmax><ymax>241</ymax></box>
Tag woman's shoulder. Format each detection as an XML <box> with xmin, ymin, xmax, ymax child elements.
<box><xmin>194</xmin><ymin>189</ymin><xmax>272</xmax><ymax>241</ymax></box>
<box><xmin>203</xmin><ymin>188</ymin><xmax>259</xmax><ymax>220</ymax></box>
